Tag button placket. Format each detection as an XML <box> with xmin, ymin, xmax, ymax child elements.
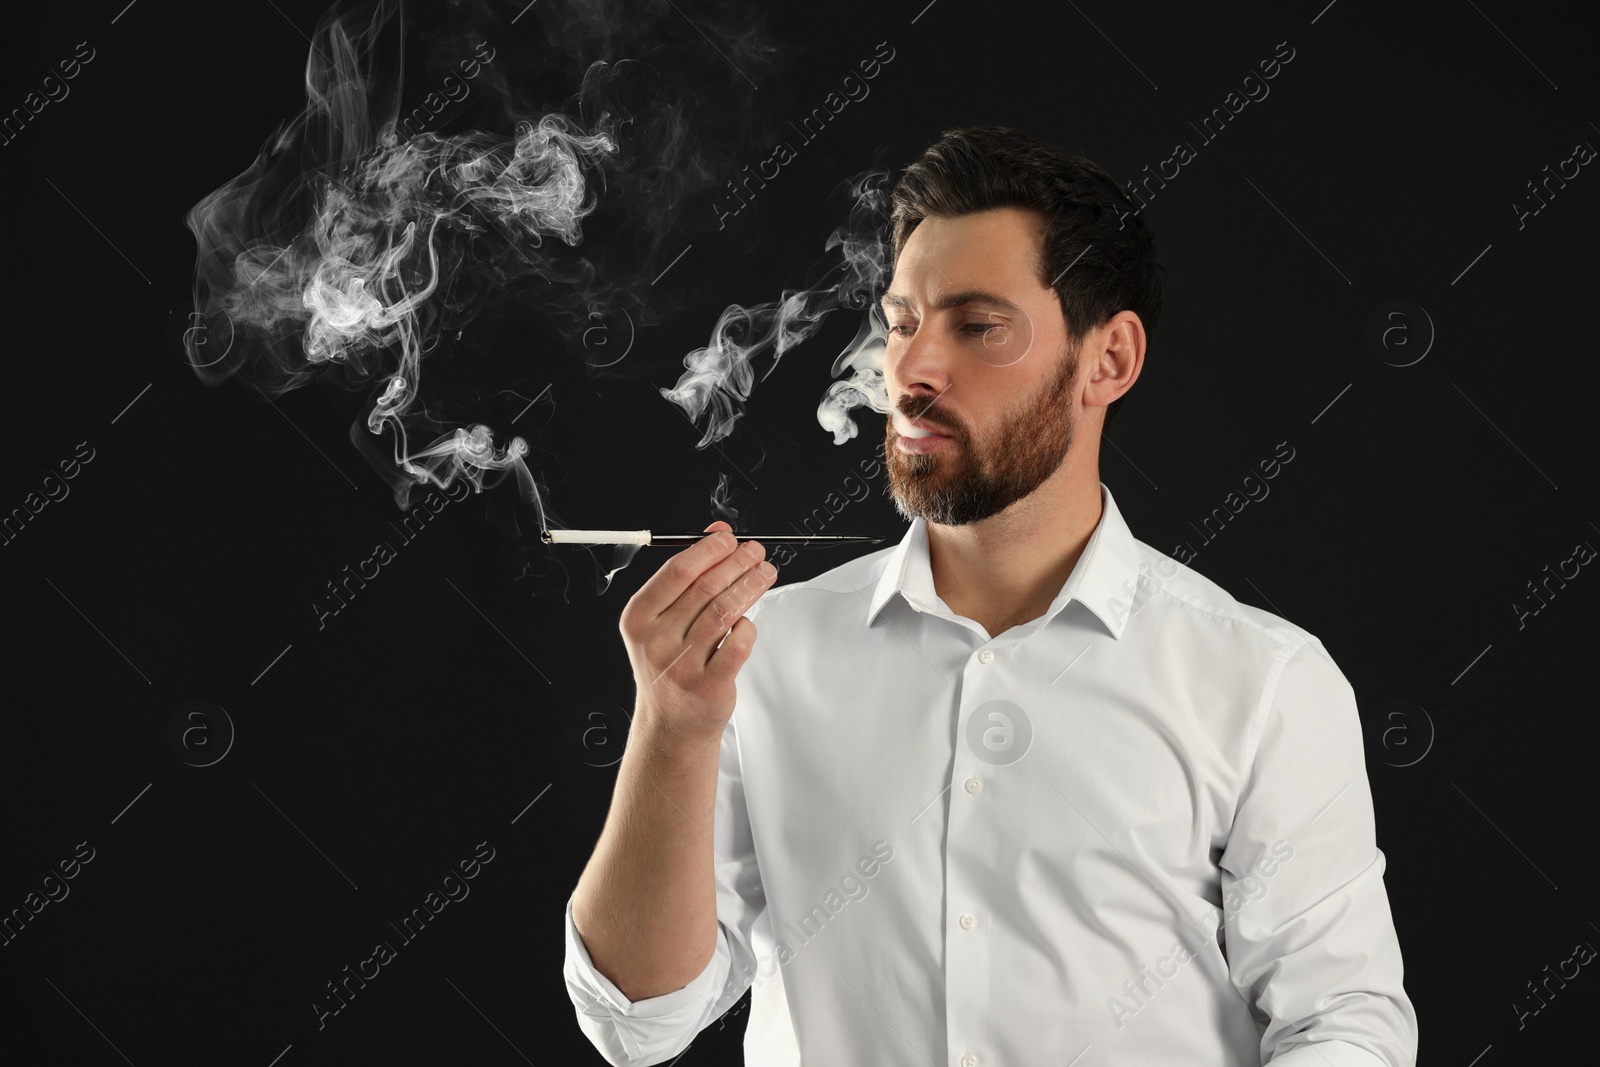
<box><xmin>950</xmin><ymin>635</ymin><xmax>999</xmax><ymax>1067</ymax></box>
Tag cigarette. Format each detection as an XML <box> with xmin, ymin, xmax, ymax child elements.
<box><xmin>541</xmin><ymin>529</ymin><xmax>886</xmax><ymax>546</ymax></box>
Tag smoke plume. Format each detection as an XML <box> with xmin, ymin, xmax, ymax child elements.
<box><xmin>182</xmin><ymin>0</ymin><xmax>894</xmax><ymax>596</ymax></box>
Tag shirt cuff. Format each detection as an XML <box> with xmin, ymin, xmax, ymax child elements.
<box><xmin>563</xmin><ymin>891</ymin><xmax>723</xmax><ymax>1064</ymax></box>
<box><xmin>1267</xmin><ymin>1039</ymin><xmax>1397</xmax><ymax>1067</ymax></box>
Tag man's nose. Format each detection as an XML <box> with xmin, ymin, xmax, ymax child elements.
<box><xmin>890</xmin><ymin>326</ymin><xmax>955</xmax><ymax>393</ymax></box>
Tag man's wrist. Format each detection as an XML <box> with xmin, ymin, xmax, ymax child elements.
<box><xmin>631</xmin><ymin>708</ymin><xmax>725</xmax><ymax>765</ymax></box>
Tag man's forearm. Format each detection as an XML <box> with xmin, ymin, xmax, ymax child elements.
<box><xmin>570</xmin><ymin>719</ymin><xmax>723</xmax><ymax>1003</ymax></box>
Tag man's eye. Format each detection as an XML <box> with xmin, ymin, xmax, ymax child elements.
<box><xmin>887</xmin><ymin>322</ymin><xmax>1001</xmax><ymax>338</ymax></box>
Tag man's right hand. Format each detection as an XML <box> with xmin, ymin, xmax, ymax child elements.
<box><xmin>619</xmin><ymin>520</ymin><xmax>778</xmax><ymax>747</ymax></box>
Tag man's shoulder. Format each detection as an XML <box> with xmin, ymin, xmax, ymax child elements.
<box><xmin>1128</xmin><ymin>536</ymin><xmax>1323</xmax><ymax>657</ymax></box>
<box><xmin>1127</xmin><ymin>540</ymin><xmax>1356</xmax><ymax>715</ymax></box>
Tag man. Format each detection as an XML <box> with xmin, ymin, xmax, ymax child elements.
<box><xmin>564</xmin><ymin>125</ymin><xmax>1418</xmax><ymax>1066</ymax></box>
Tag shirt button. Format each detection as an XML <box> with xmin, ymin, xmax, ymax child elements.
<box><xmin>977</xmin><ymin>649</ymin><xmax>994</xmax><ymax>664</ymax></box>
<box><xmin>964</xmin><ymin>777</ymin><xmax>982</xmax><ymax>794</ymax></box>
<box><xmin>959</xmin><ymin>913</ymin><xmax>976</xmax><ymax>930</ymax></box>
<box><xmin>961</xmin><ymin>1054</ymin><xmax>978</xmax><ymax>1067</ymax></box>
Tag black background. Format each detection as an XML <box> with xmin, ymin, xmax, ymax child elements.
<box><xmin>3</xmin><ymin>0</ymin><xmax>1598</xmax><ymax>1063</ymax></box>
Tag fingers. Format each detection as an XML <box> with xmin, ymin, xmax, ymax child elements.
<box><xmin>625</xmin><ymin>523</ymin><xmax>742</xmax><ymax>626</ymax></box>
<box><xmin>706</xmin><ymin>613</ymin><xmax>757</xmax><ymax>677</ymax></box>
<box><xmin>676</xmin><ymin>538</ymin><xmax>775</xmax><ymax>645</ymax></box>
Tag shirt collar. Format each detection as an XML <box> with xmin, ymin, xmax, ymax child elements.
<box><xmin>865</xmin><ymin>480</ymin><xmax>1144</xmax><ymax>640</ymax></box>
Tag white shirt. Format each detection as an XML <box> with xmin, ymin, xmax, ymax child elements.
<box><xmin>563</xmin><ymin>480</ymin><xmax>1418</xmax><ymax>1066</ymax></box>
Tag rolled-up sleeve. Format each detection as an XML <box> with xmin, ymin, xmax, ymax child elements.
<box><xmin>1218</xmin><ymin>636</ymin><xmax>1419</xmax><ymax>1067</ymax></box>
<box><xmin>562</xmin><ymin>699</ymin><xmax>768</xmax><ymax>1065</ymax></box>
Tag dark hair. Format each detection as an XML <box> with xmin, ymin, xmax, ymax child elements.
<box><xmin>889</xmin><ymin>125</ymin><xmax>1164</xmax><ymax>430</ymax></box>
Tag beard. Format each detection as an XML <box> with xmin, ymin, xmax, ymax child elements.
<box><xmin>884</xmin><ymin>336</ymin><xmax>1081</xmax><ymax>527</ymax></box>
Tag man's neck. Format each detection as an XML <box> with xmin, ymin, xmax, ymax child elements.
<box><xmin>925</xmin><ymin>469</ymin><xmax>1104</xmax><ymax>638</ymax></box>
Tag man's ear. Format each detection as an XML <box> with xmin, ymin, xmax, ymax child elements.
<box><xmin>1082</xmin><ymin>311</ymin><xmax>1145</xmax><ymax>413</ymax></box>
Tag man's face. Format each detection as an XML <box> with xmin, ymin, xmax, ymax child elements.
<box><xmin>881</xmin><ymin>206</ymin><xmax>1083</xmax><ymax>527</ymax></box>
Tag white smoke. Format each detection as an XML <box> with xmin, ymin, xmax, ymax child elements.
<box><xmin>182</xmin><ymin>0</ymin><xmax>895</xmax><ymax>598</ymax></box>
<box><xmin>658</xmin><ymin>168</ymin><xmax>896</xmax><ymax>450</ymax></box>
<box><xmin>181</xmin><ymin>0</ymin><xmax>775</xmax><ymax>595</ymax></box>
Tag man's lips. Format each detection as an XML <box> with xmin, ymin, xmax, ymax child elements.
<box><xmin>892</xmin><ymin>413</ymin><xmax>952</xmax><ymax>439</ymax></box>
<box><xmin>896</xmin><ymin>432</ymin><xmax>951</xmax><ymax>454</ymax></box>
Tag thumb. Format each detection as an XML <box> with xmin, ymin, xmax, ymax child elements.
<box><xmin>703</xmin><ymin>520</ymin><xmax>732</xmax><ymax>534</ymax></box>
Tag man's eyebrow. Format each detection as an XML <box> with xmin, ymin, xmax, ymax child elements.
<box><xmin>880</xmin><ymin>289</ymin><xmax>1023</xmax><ymax>313</ymax></box>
